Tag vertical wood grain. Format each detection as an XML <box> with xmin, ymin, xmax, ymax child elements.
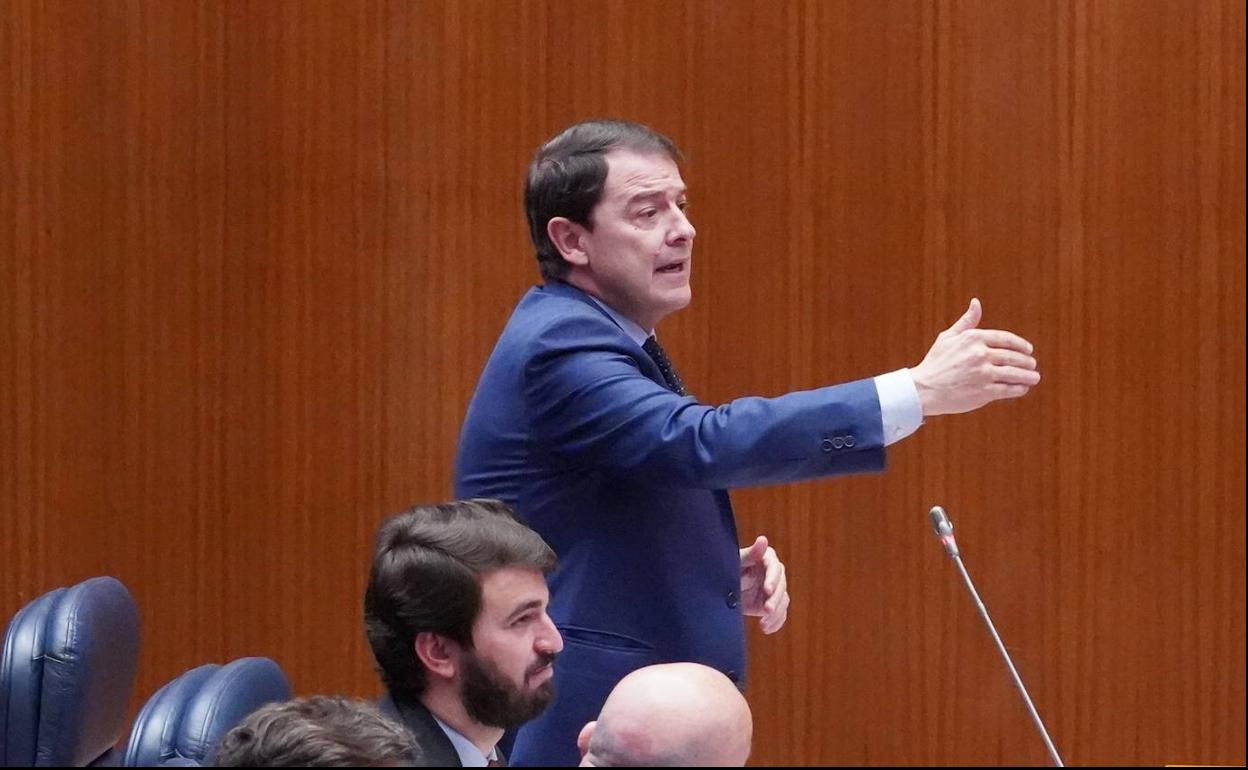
<box><xmin>2</xmin><ymin>0</ymin><xmax>1242</xmax><ymax>764</ymax></box>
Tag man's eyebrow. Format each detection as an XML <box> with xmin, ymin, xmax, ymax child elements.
<box><xmin>505</xmin><ymin>599</ymin><xmax>544</xmax><ymax>623</ymax></box>
<box><xmin>624</xmin><ymin>187</ymin><xmax>688</xmax><ymax>205</ymax></box>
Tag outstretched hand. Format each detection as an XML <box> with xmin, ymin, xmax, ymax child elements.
<box><xmin>911</xmin><ymin>298</ymin><xmax>1040</xmax><ymax>416</ymax></box>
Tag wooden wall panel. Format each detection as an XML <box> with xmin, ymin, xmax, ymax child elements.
<box><xmin>2</xmin><ymin>0</ymin><xmax>1243</xmax><ymax>765</ymax></box>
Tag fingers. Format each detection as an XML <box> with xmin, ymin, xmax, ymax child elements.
<box><xmin>972</xmin><ymin>328</ymin><xmax>1034</xmax><ymax>354</ymax></box>
<box><xmin>740</xmin><ymin>535</ymin><xmax>768</xmax><ymax>566</ymax></box>
<box><xmin>971</xmin><ymin>331</ymin><xmax>1040</xmax><ymax>387</ymax></box>
<box><xmin>945</xmin><ymin>297</ymin><xmax>982</xmax><ymax>335</ymax></box>
<box><xmin>762</xmin><ymin>547</ymin><xmax>783</xmax><ymax>597</ymax></box>
<box><xmin>993</xmin><ymin>365</ymin><xmax>1041</xmax><ymax>386</ymax></box>
<box><xmin>987</xmin><ymin>382</ymin><xmax>1033</xmax><ymax>400</ymax></box>
<box><xmin>759</xmin><ymin>545</ymin><xmax>788</xmax><ymax>634</ymax></box>
<box><xmin>761</xmin><ymin>589</ymin><xmax>790</xmax><ymax>634</ymax></box>
<box><xmin>987</xmin><ymin>349</ymin><xmax>1037</xmax><ymax>370</ymax></box>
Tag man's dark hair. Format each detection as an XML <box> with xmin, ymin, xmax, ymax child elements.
<box><xmin>363</xmin><ymin>498</ymin><xmax>558</xmax><ymax>703</ymax></box>
<box><xmin>525</xmin><ymin>119</ymin><xmax>682</xmax><ymax>281</ymax></box>
<box><xmin>209</xmin><ymin>695</ymin><xmax>419</xmax><ymax>767</ymax></box>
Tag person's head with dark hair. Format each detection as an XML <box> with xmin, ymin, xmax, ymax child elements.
<box><xmin>527</xmin><ymin>120</ymin><xmax>695</xmax><ymax>330</ymax></box>
<box><xmin>364</xmin><ymin>498</ymin><xmax>562</xmax><ymax>759</ymax></box>
<box><xmin>525</xmin><ymin>119</ymin><xmax>682</xmax><ymax>283</ymax></box>
<box><xmin>209</xmin><ymin>695</ymin><xmax>419</xmax><ymax>767</ymax></box>
<box><xmin>577</xmin><ymin>663</ymin><xmax>753</xmax><ymax>767</ymax></box>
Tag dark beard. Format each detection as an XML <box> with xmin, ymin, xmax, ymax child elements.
<box><xmin>461</xmin><ymin>651</ymin><xmax>557</xmax><ymax>729</ymax></box>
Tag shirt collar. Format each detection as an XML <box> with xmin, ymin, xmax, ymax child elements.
<box><xmin>586</xmin><ymin>295</ymin><xmax>652</xmax><ymax>346</ymax></box>
<box><xmin>431</xmin><ymin>714</ymin><xmax>496</xmax><ymax>767</ymax></box>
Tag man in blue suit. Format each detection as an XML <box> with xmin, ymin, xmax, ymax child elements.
<box><xmin>454</xmin><ymin>119</ymin><xmax>1040</xmax><ymax>765</ymax></box>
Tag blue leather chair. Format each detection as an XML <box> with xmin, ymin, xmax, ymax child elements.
<box><xmin>123</xmin><ymin>657</ymin><xmax>292</xmax><ymax>767</ymax></box>
<box><xmin>0</xmin><ymin>576</ymin><xmax>141</xmax><ymax>767</ymax></box>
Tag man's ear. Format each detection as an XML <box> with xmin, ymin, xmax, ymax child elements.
<box><xmin>577</xmin><ymin>720</ymin><xmax>596</xmax><ymax>757</ymax></box>
<box><xmin>414</xmin><ymin>631</ymin><xmax>460</xmax><ymax>681</ymax></box>
<box><xmin>547</xmin><ymin>217</ymin><xmax>590</xmax><ymax>267</ymax></box>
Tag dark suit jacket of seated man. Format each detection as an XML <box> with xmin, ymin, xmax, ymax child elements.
<box><xmin>454</xmin><ymin>119</ymin><xmax>1041</xmax><ymax>766</ymax></box>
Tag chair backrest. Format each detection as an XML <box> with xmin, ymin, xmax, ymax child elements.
<box><xmin>0</xmin><ymin>576</ymin><xmax>141</xmax><ymax>767</ymax></box>
<box><xmin>123</xmin><ymin>657</ymin><xmax>292</xmax><ymax>767</ymax></box>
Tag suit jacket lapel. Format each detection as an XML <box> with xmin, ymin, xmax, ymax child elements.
<box><xmin>377</xmin><ymin>693</ymin><xmax>464</xmax><ymax>767</ymax></box>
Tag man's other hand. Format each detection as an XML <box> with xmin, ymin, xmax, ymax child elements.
<box><xmin>739</xmin><ymin>535</ymin><xmax>789</xmax><ymax>634</ymax></box>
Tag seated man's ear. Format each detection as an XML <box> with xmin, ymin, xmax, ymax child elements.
<box><xmin>577</xmin><ymin>721</ymin><xmax>597</xmax><ymax>758</ymax></box>
<box><xmin>414</xmin><ymin>632</ymin><xmax>461</xmax><ymax>681</ymax></box>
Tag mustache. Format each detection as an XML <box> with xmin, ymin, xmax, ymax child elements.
<box><xmin>526</xmin><ymin>652</ymin><xmax>557</xmax><ymax>678</ymax></box>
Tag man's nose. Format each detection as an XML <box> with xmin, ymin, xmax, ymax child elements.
<box><xmin>538</xmin><ymin>614</ymin><xmax>564</xmax><ymax>653</ymax></box>
<box><xmin>670</xmin><ymin>209</ymin><xmax>696</xmax><ymax>244</ymax></box>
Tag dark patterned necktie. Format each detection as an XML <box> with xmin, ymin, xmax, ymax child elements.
<box><xmin>642</xmin><ymin>335</ymin><xmax>688</xmax><ymax>396</ymax></box>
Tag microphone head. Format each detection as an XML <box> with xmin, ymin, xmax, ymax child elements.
<box><xmin>929</xmin><ymin>505</ymin><xmax>954</xmax><ymax>538</ymax></box>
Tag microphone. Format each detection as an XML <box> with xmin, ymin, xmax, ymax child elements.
<box><xmin>927</xmin><ymin>505</ymin><xmax>1065</xmax><ymax>767</ymax></box>
<box><xmin>929</xmin><ymin>505</ymin><xmax>959</xmax><ymax>557</ymax></box>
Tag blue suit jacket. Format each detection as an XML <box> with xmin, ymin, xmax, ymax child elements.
<box><xmin>454</xmin><ymin>281</ymin><xmax>886</xmax><ymax>765</ymax></box>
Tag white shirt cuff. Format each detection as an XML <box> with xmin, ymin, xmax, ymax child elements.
<box><xmin>874</xmin><ymin>368</ymin><xmax>923</xmax><ymax>447</ymax></box>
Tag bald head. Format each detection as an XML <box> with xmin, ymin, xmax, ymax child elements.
<box><xmin>578</xmin><ymin>663</ymin><xmax>752</xmax><ymax>767</ymax></box>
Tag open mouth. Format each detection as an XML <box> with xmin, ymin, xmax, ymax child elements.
<box><xmin>655</xmin><ymin>262</ymin><xmax>686</xmax><ymax>274</ymax></box>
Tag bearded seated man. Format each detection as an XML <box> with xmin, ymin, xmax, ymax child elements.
<box><xmin>364</xmin><ymin>499</ymin><xmax>563</xmax><ymax>767</ymax></box>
